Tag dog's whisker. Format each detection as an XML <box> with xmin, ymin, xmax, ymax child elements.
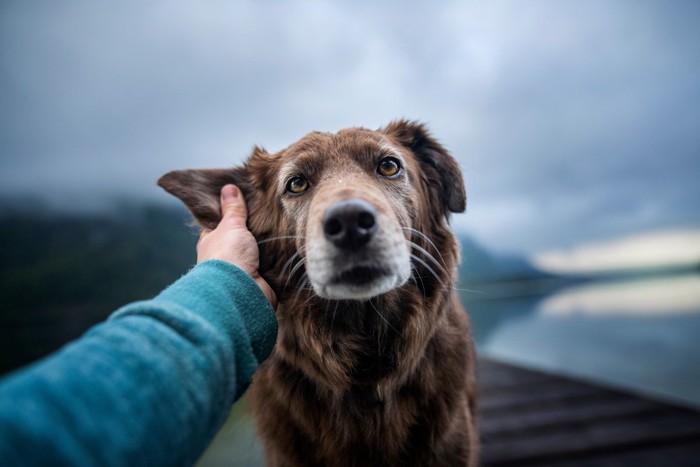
<box><xmin>408</xmin><ymin>240</ymin><xmax>449</xmax><ymax>277</ymax></box>
<box><xmin>281</xmin><ymin>251</ymin><xmax>302</xmax><ymax>275</ymax></box>
<box><xmin>410</xmin><ymin>253</ymin><xmax>447</xmax><ymax>289</ymax></box>
<box><xmin>288</xmin><ymin>258</ymin><xmax>306</xmax><ymax>277</ymax></box>
<box><xmin>370</xmin><ymin>298</ymin><xmax>381</xmax><ymax>353</ymax></box>
<box><xmin>257</xmin><ymin>235</ymin><xmax>305</xmax><ymax>246</ymax></box>
<box><xmin>294</xmin><ymin>275</ymin><xmax>311</xmax><ymax>292</ymax></box>
<box><xmin>291</xmin><ymin>274</ymin><xmax>312</xmax><ymax>305</ymax></box>
<box><xmin>368</xmin><ymin>298</ymin><xmax>401</xmax><ymax>336</ymax></box>
<box><xmin>292</xmin><ymin>272</ymin><xmax>307</xmax><ymax>291</ymax></box>
<box><xmin>402</xmin><ymin>227</ymin><xmax>439</xmax><ymax>252</ymax></box>
<box><xmin>324</xmin><ymin>298</ymin><xmax>332</xmax><ymax>325</ymax></box>
<box><xmin>284</xmin><ymin>258</ymin><xmax>307</xmax><ymax>290</ymax></box>
<box><xmin>410</xmin><ymin>263</ymin><xmax>427</xmax><ymax>296</ymax></box>
<box><xmin>331</xmin><ymin>300</ymin><xmax>340</xmax><ymax>330</ymax></box>
<box><xmin>451</xmin><ymin>286</ymin><xmax>486</xmax><ymax>294</ymax></box>
<box><xmin>403</xmin><ymin>228</ymin><xmax>479</xmax><ymax>295</ymax></box>
<box><xmin>401</xmin><ymin>227</ymin><xmax>448</xmax><ymax>267</ymax></box>
<box><xmin>297</xmin><ymin>285</ymin><xmax>318</xmax><ymax>309</ymax></box>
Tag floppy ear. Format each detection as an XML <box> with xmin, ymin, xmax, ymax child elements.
<box><xmin>382</xmin><ymin>119</ymin><xmax>466</xmax><ymax>215</ymax></box>
<box><xmin>157</xmin><ymin>166</ymin><xmax>249</xmax><ymax>230</ymax></box>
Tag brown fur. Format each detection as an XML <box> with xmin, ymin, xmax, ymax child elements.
<box><xmin>158</xmin><ymin>120</ymin><xmax>478</xmax><ymax>466</ymax></box>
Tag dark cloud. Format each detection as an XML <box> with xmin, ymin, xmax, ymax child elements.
<box><xmin>1</xmin><ymin>1</ymin><xmax>698</xmax><ymax>254</ymax></box>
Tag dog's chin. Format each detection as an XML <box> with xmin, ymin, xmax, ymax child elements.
<box><xmin>312</xmin><ymin>266</ymin><xmax>410</xmax><ymax>301</ymax></box>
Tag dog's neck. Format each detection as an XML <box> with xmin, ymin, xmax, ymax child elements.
<box><xmin>274</xmin><ymin>282</ymin><xmax>454</xmax><ymax>396</ymax></box>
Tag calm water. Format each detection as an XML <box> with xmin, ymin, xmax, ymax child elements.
<box><xmin>197</xmin><ymin>273</ymin><xmax>700</xmax><ymax>466</ymax></box>
<box><xmin>467</xmin><ymin>273</ymin><xmax>700</xmax><ymax>409</ymax></box>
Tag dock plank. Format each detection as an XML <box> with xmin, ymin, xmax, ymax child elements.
<box><xmin>478</xmin><ymin>358</ymin><xmax>700</xmax><ymax>466</ymax></box>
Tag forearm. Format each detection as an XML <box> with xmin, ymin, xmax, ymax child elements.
<box><xmin>0</xmin><ymin>261</ymin><xmax>277</xmax><ymax>466</ymax></box>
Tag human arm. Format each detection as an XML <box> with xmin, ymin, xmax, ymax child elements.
<box><xmin>0</xmin><ymin>185</ymin><xmax>277</xmax><ymax>466</ymax></box>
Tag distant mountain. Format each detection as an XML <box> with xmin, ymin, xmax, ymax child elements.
<box><xmin>458</xmin><ymin>235</ymin><xmax>550</xmax><ymax>283</ymax></box>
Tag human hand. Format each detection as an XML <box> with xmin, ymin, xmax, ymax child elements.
<box><xmin>197</xmin><ymin>184</ymin><xmax>277</xmax><ymax>309</ymax></box>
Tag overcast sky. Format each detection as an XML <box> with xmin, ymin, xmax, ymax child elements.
<box><xmin>1</xmin><ymin>1</ymin><xmax>698</xmax><ymax>255</ymax></box>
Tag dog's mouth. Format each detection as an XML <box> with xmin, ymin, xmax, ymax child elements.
<box><xmin>311</xmin><ymin>262</ymin><xmax>404</xmax><ymax>300</ymax></box>
<box><xmin>332</xmin><ymin>265</ymin><xmax>390</xmax><ymax>286</ymax></box>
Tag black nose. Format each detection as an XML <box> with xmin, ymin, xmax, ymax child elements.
<box><xmin>323</xmin><ymin>199</ymin><xmax>378</xmax><ymax>249</ymax></box>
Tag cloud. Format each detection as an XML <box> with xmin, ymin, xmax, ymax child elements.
<box><xmin>1</xmin><ymin>1</ymin><xmax>698</xmax><ymax>253</ymax></box>
<box><xmin>533</xmin><ymin>228</ymin><xmax>700</xmax><ymax>274</ymax></box>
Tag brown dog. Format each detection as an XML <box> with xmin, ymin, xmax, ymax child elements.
<box><xmin>158</xmin><ymin>120</ymin><xmax>478</xmax><ymax>466</ymax></box>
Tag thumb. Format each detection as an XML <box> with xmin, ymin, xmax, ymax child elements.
<box><xmin>220</xmin><ymin>184</ymin><xmax>248</xmax><ymax>227</ymax></box>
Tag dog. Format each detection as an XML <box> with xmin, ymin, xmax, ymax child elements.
<box><xmin>158</xmin><ymin>120</ymin><xmax>478</xmax><ymax>466</ymax></box>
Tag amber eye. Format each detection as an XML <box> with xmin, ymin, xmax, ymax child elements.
<box><xmin>286</xmin><ymin>176</ymin><xmax>309</xmax><ymax>194</ymax></box>
<box><xmin>377</xmin><ymin>157</ymin><xmax>401</xmax><ymax>178</ymax></box>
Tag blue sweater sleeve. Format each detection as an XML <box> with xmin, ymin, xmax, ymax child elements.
<box><xmin>0</xmin><ymin>260</ymin><xmax>277</xmax><ymax>467</ymax></box>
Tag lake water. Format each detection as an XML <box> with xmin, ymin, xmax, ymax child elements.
<box><xmin>197</xmin><ymin>273</ymin><xmax>700</xmax><ymax>466</ymax></box>
<box><xmin>466</xmin><ymin>273</ymin><xmax>700</xmax><ymax>409</ymax></box>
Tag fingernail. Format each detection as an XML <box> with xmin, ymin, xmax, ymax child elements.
<box><xmin>222</xmin><ymin>184</ymin><xmax>238</xmax><ymax>199</ymax></box>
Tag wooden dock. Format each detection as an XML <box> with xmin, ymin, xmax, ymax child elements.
<box><xmin>478</xmin><ymin>358</ymin><xmax>700</xmax><ymax>466</ymax></box>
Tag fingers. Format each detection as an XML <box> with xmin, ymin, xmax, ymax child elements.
<box><xmin>220</xmin><ymin>184</ymin><xmax>248</xmax><ymax>227</ymax></box>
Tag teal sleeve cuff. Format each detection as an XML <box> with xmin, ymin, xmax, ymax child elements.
<box><xmin>153</xmin><ymin>260</ymin><xmax>278</xmax><ymax>363</ymax></box>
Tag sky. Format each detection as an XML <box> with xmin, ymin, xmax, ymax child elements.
<box><xmin>1</xmin><ymin>1</ymin><xmax>699</xmax><ymax>256</ymax></box>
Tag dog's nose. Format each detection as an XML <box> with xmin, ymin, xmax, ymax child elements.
<box><xmin>323</xmin><ymin>199</ymin><xmax>378</xmax><ymax>249</ymax></box>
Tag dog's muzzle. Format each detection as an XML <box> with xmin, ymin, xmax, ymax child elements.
<box><xmin>307</xmin><ymin>197</ymin><xmax>411</xmax><ymax>300</ymax></box>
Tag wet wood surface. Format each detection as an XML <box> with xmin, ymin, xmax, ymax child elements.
<box><xmin>478</xmin><ymin>358</ymin><xmax>700</xmax><ymax>466</ymax></box>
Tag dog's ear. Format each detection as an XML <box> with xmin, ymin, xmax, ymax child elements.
<box><xmin>382</xmin><ymin>119</ymin><xmax>466</xmax><ymax>215</ymax></box>
<box><xmin>157</xmin><ymin>166</ymin><xmax>250</xmax><ymax>230</ymax></box>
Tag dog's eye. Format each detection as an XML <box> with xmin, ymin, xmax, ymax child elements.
<box><xmin>377</xmin><ymin>157</ymin><xmax>401</xmax><ymax>178</ymax></box>
<box><xmin>286</xmin><ymin>176</ymin><xmax>309</xmax><ymax>194</ymax></box>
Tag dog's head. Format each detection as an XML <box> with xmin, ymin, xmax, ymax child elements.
<box><xmin>158</xmin><ymin>120</ymin><xmax>466</xmax><ymax>304</ymax></box>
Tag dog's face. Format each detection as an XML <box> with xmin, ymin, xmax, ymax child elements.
<box><xmin>158</xmin><ymin>120</ymin><xmax>466</xmax><ymax>304</ymax></box>
<box><xmin>281</xmin><ymin>131</ymin><xmax>418</xmax><ymax>300</ymax></box>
